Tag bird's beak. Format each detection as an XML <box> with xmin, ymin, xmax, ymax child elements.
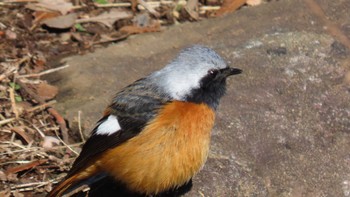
<box><xmin>223</xmin><ymin>67</ymin><xmax>242</xmax><ymax>77</ymax></box>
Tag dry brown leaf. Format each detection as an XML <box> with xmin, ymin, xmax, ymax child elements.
<box><xmin>5</xmin><ymin>160</ymin><xmax>47</xmax><ymax>175</ymax></box>
<box><xmin>34</xmin><ymin>82</ymin><xmax>59</xmax><ymax>101</ymax></box>
<box><xmin>94</xmin><ymin>34</ymin><xmax>126</xmax><ymax>44</ymax></box>
<box><xmin>11</xmin><ymin>127</ymin><xmax>33</xmax><ymax>144</ymax></box>
<box><xmin>76</xmin><ymin>9</ymin><xmax>133</xmax><ymax>28</ymax></box>
<box><xmin>16</xmin><ymin>101</ymin><xmax>32</xmax><ymax>115</ymax></box>
<box><xmin>71</xmin><ymin>32</ymin><xmax>84</xmax><ymax>43</ymax></box>
<box><xmin>26</xmin><ymin>0</ymin><xmax>74</xmax><ymax>15</ymax></box>
<box><xmin>185</xmin><ymin>0</ymin><xmax>199</xmax><ymax>20</ymax></box>
<box><xmin>215</xmin><ymin>0</ymin><xmax>246</xmax><ymax>16</ymax></box>
<box><xmin>42</xmin><ymin>13</ymin><xmax>77</xmax><ymax>29</ymax></box>
<box><xmin>33</xmin><ymin>11</ymin><xmax>60</xmax><ymax>24</ymax></box>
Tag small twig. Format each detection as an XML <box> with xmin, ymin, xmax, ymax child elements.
<box><xmin>11</xmin><ymin>182</ymin><xmax>46</xmax><ymax>189</ymax></box>
<box><xmin>8</xmin><ymin>176</ymin><xmax>63</xmax><ymax>192</ymax></box>
<box><xmin>0</xmin><ymin>66</ymin><xmax>17</xmax><ymax>82</ymax></box>
<box><xmin>93</xmin><ymin>2</ymin><xmax>131</xmax><ymax>8</ymax></box>
<box><xmin>10</xmin><ymin>179</ymin><xmax>60</xmax><ymax>191</ymax></box>
<box><xmin>10</xmin><ymin>132</ymin><xmax>16</xmax><ymax>142</ymax></box>
<box><xmin>50</xmin><ymin>143</ymin><xmax>84</xmax><ymax>150</ymax></box>
<box><xmin>10</xmin><ymin>187</ymin><xmax>36</xmax><ymax>192</ymax></box>
<box><xmin>137</xmin><ymin>0</ymin><xmax>160</xmax><ymax>18</ymax></box>
<box><xmin>0</xmin><ymin>129</ymin><xmax>11</xmax><ymax>133</ymax></box>
<box><xmin>200</xmin><ymin>6</ymin><xmax>221</xmax><ymax>11</ymax></box>
<box><xmin>54</xmin><ymin>129</ymin><xmax>79</xmax><ymax>156</ymax></box>
<box><xmin>18</xmin><ymin>118</ymin><xmax>46</xmax><ymax>138</ymax></box>
<box><xmin>0</xmin><ymin>118</ymin><xmax>16</xmax><ymax>126</ymax></box>
<box><xmin>26</xmin><ymin>100</ymin><xmax>57</xmax><ymax>112</ymax></box>
<box><xmin>90</xmin><ymin>1</ymin><xmax>187</xmax><ymax>8</ymax></box>
<box><xmin>0</xmin><ymin>161</ymin><xmax>33</xmax><ymax>166</ymax></box>
<box><xmin>5</xmin><ymin>140</ymin><xmax>27</xmax><ymax>150</ymax></box>
<box><xmin>44</xmin><ymin>127</ymin><xmax>60</xmax><ymax>131</ymax></box>
<box><xmin>31</xmin><ymin>124</ymin><xmax>46</xmax><ymax>138</ymax></box>
<box><xmin>78</xmin><ymin>111</ymin><xmax>85</xmax><ymax>142</ymax></box>
<box><xmin>17</xmin><ymin>64</ymin><xmax>70</xmax><ymax>79</ymax></box>
<box><xmin>0</xmin><ymin>142</ymin><xmax>83</xmax><ymax>157</ymax></box>
<box><xmin>9</xmin><ymin>88</ymin><xmax>19</xmax><ymax>119</ymax></box>
<box><xmin>3</xmin><ymin>0</ymin><xmax>38</xmax><ymax>3</ymax></box>
<box><xmin>16</xmin><ymin>78</ymin><xmax>41</xmax><ymax>84</ymax></box>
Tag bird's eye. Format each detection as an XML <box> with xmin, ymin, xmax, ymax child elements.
<box><xmin>208</xmin><ymin>69</ymin><xmax>218</xmax><ymax>76</ymax></box>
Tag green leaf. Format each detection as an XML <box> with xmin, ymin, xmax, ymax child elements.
<box><xmin>9</xmin><ymin>82</ymin><xmax>21</xmax><ymax>90</ymax></box>
<box><xmin>93</xmin><ymin>0</ymin><xmax>108</xmax><ymax>4</ymax></box>
<box><xmin>74</xmin><ymin>23</ymin><xmax>86</xmax><ymax>32</ymax></box>
<box><xmin>15</xmin><ymin>95</ymin><xmax>23</xmax><ymax>102</ymax></box>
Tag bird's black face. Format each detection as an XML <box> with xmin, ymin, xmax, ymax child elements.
<box><xmin>185</xmin><ymin>67</ymin><xmax>242</xmax><ymax>109</ymax></box>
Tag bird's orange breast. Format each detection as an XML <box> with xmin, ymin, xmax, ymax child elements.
<box><xmin>97</xmin><ymin>101</ymin><xmax>215</xmax><ymax>194</ymax></box>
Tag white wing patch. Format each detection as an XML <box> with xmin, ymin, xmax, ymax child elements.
<box><xmin>95</xmin><ymin>115</ymin><xmax>121</xmax><ymax>135</ymax></box>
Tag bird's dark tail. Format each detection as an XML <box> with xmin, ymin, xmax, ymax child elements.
<box><xmin>47</xmin><ymin>174</ymin><xmax>80</xmax><ymax>197</ymax></box>
<box><xmin>47</xmin><ymin>165</ymin><xmax>98</xmax><ymax>197</ymax></box>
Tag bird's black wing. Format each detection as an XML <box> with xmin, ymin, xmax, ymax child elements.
<box><xmin>67</xmin><ymin>78</ymin><xmax>171</xmax><ymax>177</ymax></box>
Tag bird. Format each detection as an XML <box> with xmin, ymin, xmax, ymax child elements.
<box><xmin>48</xmin><ymin>45</ymin><xmax>242</xmax><ymax>197</ymax></box>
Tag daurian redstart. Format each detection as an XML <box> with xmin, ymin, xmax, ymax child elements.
<box><xmin>48</xmin><ymin>45</ymin><xmax>242</xmax><ymax>196</ymax></box>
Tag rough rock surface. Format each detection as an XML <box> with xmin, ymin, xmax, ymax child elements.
<box><xmin>51</xmin><ymin>0</ymin><xmax>350</xmax><ymax>196</ymax></box>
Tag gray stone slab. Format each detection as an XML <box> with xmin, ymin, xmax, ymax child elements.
<box><xmin>51</xmin><ymin>0</ymin><xmax>350</xmax><ymax>196</ymax></box>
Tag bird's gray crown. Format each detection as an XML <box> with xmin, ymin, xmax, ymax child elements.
<box><xmin>150</xmin><ymin>45</ymin><xmax>227</xmax><ymax>100</ymax></box>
